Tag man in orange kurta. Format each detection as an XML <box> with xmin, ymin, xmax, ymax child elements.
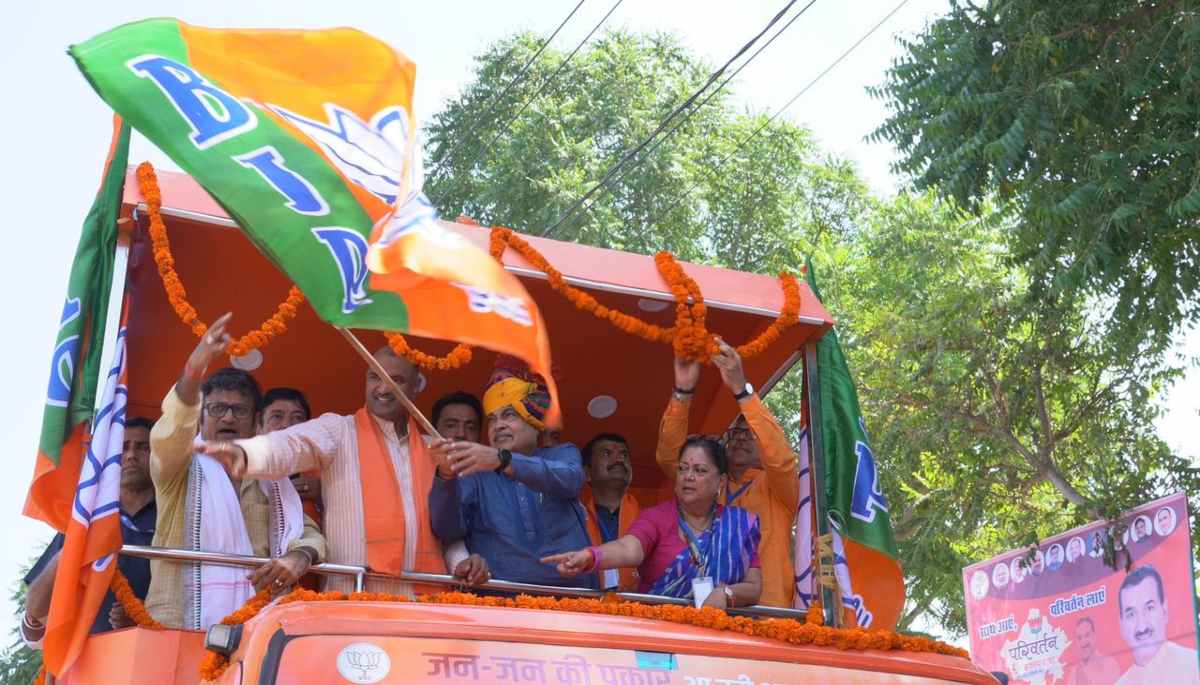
<box><xmin>656</xmin><ymin>339</ymin><xmax>799</xmax><ymax>607</ymax></box>
<box><xmin>579</xmin><ymin>433</ymin><xmax>641</xmax><ymax>591</ymax></box>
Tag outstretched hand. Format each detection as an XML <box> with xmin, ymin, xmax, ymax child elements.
<box><xmin>177</xmin><ymin>313</ymin><xmax>233</xmax><ymax>404</ymax></box>
<box><xmin>539</xmin><ymin>549</ymin><xmax>595</xmax><ymax>577</ymax></box>
<box><xmin>196</xmin><ymin>440</ymin><xmax>248</xmax><ymax>480</ymax></box>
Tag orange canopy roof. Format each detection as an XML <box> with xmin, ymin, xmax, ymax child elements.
<box><xmin>120</xmin><ymin>169</ymin><xmax>833</xmax><ymax>491</ymax></box>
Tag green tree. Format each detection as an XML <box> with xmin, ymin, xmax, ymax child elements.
<box><xmin>1</xmin><ymin>559</ymin><xmax>42</xmax><ymax>684</ymax></box>
<box><xmin>870</xmin><ymin>0</ymin><xmax>1200</xmax><ymax>355</ymax></box>
<box><xmin>424</xmin><ymin>30</ymin><xmax>868</xmax><ymax>266</ymax></box>
<box><xmin>829</xmin><ymin>192</ymin><xmax>1200</xmax><ymax>633</ymax></box>
<box><xmin>425</xmin><ymin>30</ymin><xmax>1199</xmax><ymax>639</ymax></box>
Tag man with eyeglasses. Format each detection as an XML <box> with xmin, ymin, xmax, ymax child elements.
<box><xmin>145</xmin><ymin>314</ymin><xmax>326</xmax><ymax>629</ymax></box>
<box><xmin>656</xmin><ymin>337</ymin><xmax>799</xmax><ymax>607</ymax></box>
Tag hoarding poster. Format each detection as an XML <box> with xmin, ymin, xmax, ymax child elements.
<box><xmin>962</xmin><ymin>492</ymin><xmax>1200</xmax><ymax>685</ymax></box>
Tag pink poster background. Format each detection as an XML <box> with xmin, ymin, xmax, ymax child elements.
<box><xmin>962</xmin><ymin>492</ymin><xmax>1199</xmax><ymax>685</ymax></box>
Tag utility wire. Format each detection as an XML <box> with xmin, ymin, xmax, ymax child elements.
<box><xmin>585</xmin><ymin>0</ymin><xmax>914</xmax><ymax>241</ymax></box>
<box><xmin>465</xmin><ymin>0</ymin><xmax>626</xmax><ymax>173</ymax></box>
<box><xmin>557</xmin><ymin>0</ymin><xmax>820</xmax><ymax>229</ymax></box>
<box><xmin>539</xmin><ymin>0</ymin><xmax>806</xmax><ymax>238</ymax></box>
<box><xmin>461</xmin><ymin>0</ymin><xmax>589</xmax><ymax>147</ymax></box>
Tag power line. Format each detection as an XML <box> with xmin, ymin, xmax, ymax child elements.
<box><xmin>460</xmin><ymin>0</ymin><xmax>589</xmax><ymax>147</ymax></box>
<box><xmin>590</xmin><ymin>0</ymin><xmax>914</xmax><ymax>242</ymax></box>
<box><xmin>538</xmin><ymin>0</ymin><xmax>807</xmax><ymax>238</ymax></box>
<box><xmin>556</xmin><ymin>0</ymin><xmax>820</xmax><ymax>229</ymax></box>
<box><xmin>465</xmin><ymin>0</ymin><xmax>626</xmax><ymax>173</ymax></box>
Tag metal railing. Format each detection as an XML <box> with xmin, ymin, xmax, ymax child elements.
<box><xmin>121</xmin><ymin>545</ymin><xmax>808</xmax><ymax>620</ymax></box>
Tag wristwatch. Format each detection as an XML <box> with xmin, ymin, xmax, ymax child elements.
<box><xmin>495</xmin><ymin>449</ymin><xmax>513</xmax><ymax>473</ymax></box>
<box><xmin>733</xmin><ymin>382</ymin><xmax>754</xmax><ymax>400</ymax></box>
<box><xmin>723</xmin><ymin>584</ymin><xmax>736</xmax><ymax>606</ymax></box>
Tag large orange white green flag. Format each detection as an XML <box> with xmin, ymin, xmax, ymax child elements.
<box><xmin>25</xmin><ymin>118</ymin><xmax>131</xmax><ymax>677</ymax></box>
<box><xmin>69</xmin><ymin>19</ymin><xmax>559</xmax><ymax>417</ymax></box>
<box><xmin>801</xmin><ymin>261</ymin><xmax>905</xmax><ymax>630</ymax></box>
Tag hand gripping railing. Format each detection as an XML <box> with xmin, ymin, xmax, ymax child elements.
<box><xmin>120</xmin><ymin>545</ymin><xmax>808</xmax><ymax>620</ymax></box>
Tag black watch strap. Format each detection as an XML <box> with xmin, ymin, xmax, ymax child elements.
<box><xmin>495</xmin><ymin>449</ymin><xmax>513</xmax><ymax>473</ymax></box>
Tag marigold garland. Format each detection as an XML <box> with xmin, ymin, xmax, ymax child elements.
<box><xmin>136</xmin><ymin>162</ymin><xmax>306</xmax><ymax>357</ymax></box>
<box><xmin>138</xmin><ymin>162</ymin><xmax>800</xmax><ymax>367</ymax></box>
<box><xmin>196</xmin><ymin>588</ymin><xmax>965</xmax><ymax>682</ymax></box>
<box><xmin>490</xmin><ymin>227</ymin><xmax>802</xmax><ymax>362</ymax></box>
<box><xmin>385</xmin><ymin>332</ymin><xmax>473</xmax><ymax>371</ymax></box>
<box><xmin>111</xmin><ymin>568</ymin><xmax>165</xmax><ymax>630</ymax></box>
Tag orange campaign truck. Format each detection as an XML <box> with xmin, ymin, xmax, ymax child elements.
<box><xmin>32</xmin><ymin>168</ymin><xmax>997</xmax><ymax>685</ymax></box>
<box><xmin>25</xmin><ymin>19</ymin><xmax>997</xmax><ymax>685</ymax></box>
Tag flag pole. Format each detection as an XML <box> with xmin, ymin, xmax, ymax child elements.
<box><xmin>804</xmin><ymin>339</ymin><xmax>843</xmax><ymax>628</ymax></box>
<box><xmin>335</xmin><ymin>327</ymin><xmax>443</xmax><ymax>441</ymax></box>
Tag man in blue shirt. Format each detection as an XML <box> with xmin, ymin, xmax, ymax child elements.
<box><xmin>429</xmin><ymin>374</ymin><xmax>594</xmax><ymax>588</ymax></box>
<box><xmin>21</xmin><ymin>418</ymin><xmax>157</xmax><ymax>646</ymax></box>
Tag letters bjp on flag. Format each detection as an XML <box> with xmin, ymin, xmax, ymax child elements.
<box><xmin>69</xmin><ymin>19</ymin><xmax>558</xmax><ymax>416</ymax></box>
<box><xmin>803</xmin><ymin>261</ymin><xmax>905</xmax><ymax>630</ymax></box>
<box><xmin>25</xmin><ymin>119</ymin><xmax>132</xmax><ymax>676</ymax></box>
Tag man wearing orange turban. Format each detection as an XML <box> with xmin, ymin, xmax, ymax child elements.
<box><xmin>429</xmin><ymin>367</ymin><xmax>594</xmax><ymax>588</ymax></box>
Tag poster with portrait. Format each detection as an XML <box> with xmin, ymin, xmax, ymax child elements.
<box><xmin>962</xmin><ymin>492</ymin><xmax>1199</xmax><ymax>685</ymax></box>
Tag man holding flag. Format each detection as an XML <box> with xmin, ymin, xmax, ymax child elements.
<box><xmin>200</xmin><ymin>344</ymin><xmax>492</xmax><ymax>594</ymax></box>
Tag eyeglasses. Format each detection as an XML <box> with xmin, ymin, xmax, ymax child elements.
<box><xmin>204</xmin><ymin>402</ymin><xmax>253</xmax><ymax>419</ymax></box>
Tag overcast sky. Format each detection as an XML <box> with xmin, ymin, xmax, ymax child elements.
<box><xmin>1</xmin><ymin>0</ymin><xmax>1195</xmax><ymax>645</ymax></box>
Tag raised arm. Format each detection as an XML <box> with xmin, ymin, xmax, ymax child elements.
<box><xmin>152</xmin><ymin>314</ymin><xmax>233</xmax><ymax>486</ymax></box>
<box><xmin>740</xmin><ymin>395</ymin><xmax>799</xmax><ymax>510</ymax></box>
<box><xmin>508</xmin><ymin>444</ymin><xmax>584</xmax><ymax>499</ymax></box>
<box><xmin>655</xmin><ymin>356</ymin><xmax>699</xmax><ymax>478</ymax></box>
<box><xmin>712</xmin><ymin>338</ymin><xmax>799</xmax><ymax>510</ymax></box>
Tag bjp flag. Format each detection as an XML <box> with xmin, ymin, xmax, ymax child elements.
<box><xmin>804</xmin><ymin>260</ymin><xmax>905</xmax><ymax>630</ymax></box>
<box><xmin>70</xmin><ymin>20</ymin><xmax>558</xmax><ymax>419</ymax></box>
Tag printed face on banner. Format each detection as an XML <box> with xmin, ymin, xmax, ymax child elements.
<box><xmin>962</xmin><ymin>493</ymin><xmax>1200</xmax><ymax>685</ymax></box>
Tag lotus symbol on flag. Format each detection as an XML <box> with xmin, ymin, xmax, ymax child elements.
<box><xmin>268</xmin><ymin>102</ymin><xmax>412</xmax><ymax>206</ymax></box>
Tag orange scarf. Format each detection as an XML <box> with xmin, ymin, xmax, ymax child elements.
<box><xmin>354</xmin><ymin>409</ymin><xmax>443</xmax><ymax>577</ymax></box>
<box><xmin>580</xmin><ymin>485</ymin><xmax>641</xmax><ymax>591</ymax></box>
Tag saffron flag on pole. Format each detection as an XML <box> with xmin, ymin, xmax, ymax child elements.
<box><xmin>24</xmin><ymin>118</ymin><xmax>132</xmax><ymax>676</ymax></box>
<box><xmin>69</xmin><ymin>20</ymin><xmax>558</xmax><ymax>417</ymax></box>
<box><xmin>804</xmin><ymin>260</ymin><xmax>906</xmax><ymax>629</ymax></box>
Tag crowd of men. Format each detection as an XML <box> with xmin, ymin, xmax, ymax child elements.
<box><xmin>22</xmin><ymin>313</ymin><xmax>801</xmax><ymax>642</ymax></box>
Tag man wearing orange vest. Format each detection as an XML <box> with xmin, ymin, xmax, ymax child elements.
<box><xmin>656</xmin><ymin>338</ymin><xmax>799</xmax><ymax>607</ymax></box>
<box><xmin>579</xmin><ymin>433</ymin><xmax>640</xmax><ymax>591</ymax></box>
<box><xmin>202</xmin><ymin>345</ymin><xmax>489</xmax><ymax>594</ymax></box>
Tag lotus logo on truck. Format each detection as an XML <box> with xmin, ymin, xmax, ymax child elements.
<box><xmin>336</xmin><ymin>642</ymin><xmax>391</xmax><ymax>683</ymax></box>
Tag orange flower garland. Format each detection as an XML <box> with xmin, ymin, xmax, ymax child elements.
<box><xmin>111</xmin><ymin>568</ymin><xmax>164</xmax><ymax>630</ymax></box>
<box><xmin>385</xmin><ymin>332</ymin><xmax>473</xmax><ymax>371</ymax></box>
<box><xmin>490</xmin><ymin>227</ymin><xmax>676</xmax><ymax>344</ymax></box>
<box><xmin>197</xmin><ymin>588</ymin><xmax>964</xmax><ymax>681</ymax></box>
<box><xmin>136</xmin><ymin>162</ymin><xmax>306</xmax><ymax>357</ymax></box>
<box><xmin>489</xmin><ymin>227</ymin><xmax>802</xmax><ymax>362</ymax></box>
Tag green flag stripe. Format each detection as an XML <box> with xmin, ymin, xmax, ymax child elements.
<box><xmin>38</xmin><ymin>123</ymin><xmax>131</xmax><ymax>462</ymax></box>
<box><xmin>807</xmin><ymin>259</ymin><xmax>900</xmax><ymax>559</ymax></box>
<box><xmin>69</xmin><ymin>19</ymin><xmax>410</xmax><ymax>330</ymax></box>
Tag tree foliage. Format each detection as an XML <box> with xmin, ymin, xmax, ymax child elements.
<box><xmin>832</xmin><ymin>193</ymin><xmax>1200</xmax><ymax>633</ymax></box>
<box><xmin>0</xmin><ymin>559</ymin><xmax>41</xmax><ymax>684</ymax></box>
<box><xmin>426</xmin><ymin>30</ymin><xmax>1198</xmax><ymax>639</ymax></box>
<box><xmin>871</xmin><ymin>0</ymin><xmax>1200</xmax><ymax>354</ymax></box>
